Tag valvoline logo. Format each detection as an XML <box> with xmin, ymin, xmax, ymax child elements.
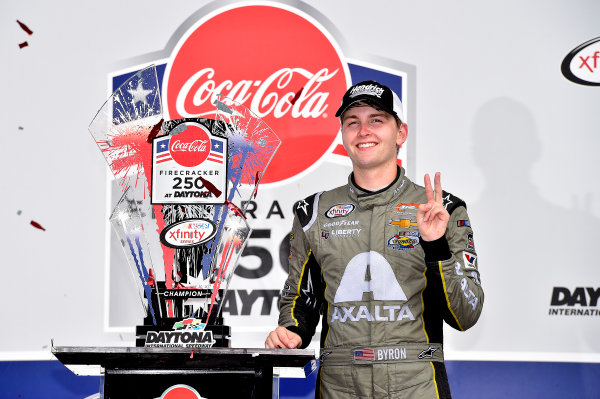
<box><xmin>158</xmin><ymin>384</ymin><xmax>206</xmax><ymax>399</ymax></box>
<box><xmin>110</xmin><ymin>2</ymin><xmax>409</xmax><ymax>184</ymax></box>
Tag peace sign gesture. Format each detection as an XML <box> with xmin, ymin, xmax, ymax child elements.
<box><xmin>417</xmin><ymin>172</ymin><xmax>450</xmax><ymax>242</ymax></box>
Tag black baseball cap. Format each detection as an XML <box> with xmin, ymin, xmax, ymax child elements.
<box><xmin>335</xmin><ymin>80</ymin><xmax>404</xmax><ymax>121</ymax></box>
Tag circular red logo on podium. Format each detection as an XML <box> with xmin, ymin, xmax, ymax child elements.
<box><xmin>169</xmin><ymin>123</ymin><xmax>211</xmax><ymax>167</ymax></box>
<box><xmin>164</xmin><ymin>4</ymin><xmax>350</xmax><ymax>184</ymax></box>
<box><xmin>160</xmin><ymin>384</ymin><xmax>204</xmax><ymax>399</ymax></box>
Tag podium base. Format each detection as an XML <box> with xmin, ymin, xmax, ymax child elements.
<box><xmin>52</xmin><ymin>346</ymin><xmax>317</xmax><ymax>399</ymax></box>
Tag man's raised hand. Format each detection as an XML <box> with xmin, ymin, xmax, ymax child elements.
<box><xmin>417</xmin><ymin>172</ymin><xmax>450</xmax><ymax>242</ymax></box>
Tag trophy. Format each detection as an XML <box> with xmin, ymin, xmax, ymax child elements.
<box><xmin>89</xmin><ymin>65</ymin><xmax>280</xmax><ymax>348</ymax></box>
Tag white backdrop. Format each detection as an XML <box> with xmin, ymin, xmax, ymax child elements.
<box><xmin>1</xmin><ymin>0</ymin><xmax>599</xmax><ymax>363</ymax></box>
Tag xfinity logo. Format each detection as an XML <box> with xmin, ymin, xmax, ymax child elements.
<box><xmin>159</xmin><ymin>218</ymin><xmax>216</xmax><ymax>248</ymax></box>
<box><xmin>561</xmin><ymin>37</ymin><xmax>600</xmax><ymax>86</ymax></box>
<box><xmin>325</xmin><ymin>204</ymin><xmax>355</xmax><ymax>218</ymax></box>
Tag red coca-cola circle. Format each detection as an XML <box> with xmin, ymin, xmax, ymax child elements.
<box><xmin>164</xmin><ymin>5</ymin><xmax>349</xmax><ymax>184</ymax></box>
<box><xmin>169</xmin><ymin>123</ymin><xmax>210</xmax><ymax>167</ymax></box>
<box><xmin>160</xmin><ymin>384</ymin><xmax>202</xmax><ymax>399</ymax></box>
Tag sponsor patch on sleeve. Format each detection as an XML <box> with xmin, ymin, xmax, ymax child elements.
<box><xmin>466</xmin><ymin>232</ymin><xmax>475</xmax><ymax>250</ymax></box>
<box><xmin>463</xmin><ymin>251</ymin><xmax>477</xmax><ymax>269</ymax></box>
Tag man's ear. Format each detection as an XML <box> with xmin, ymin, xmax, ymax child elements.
<box><xmin>397</xmin><ymin>123</ymin><xmax>408</xmax><ymax>147</ymax></box>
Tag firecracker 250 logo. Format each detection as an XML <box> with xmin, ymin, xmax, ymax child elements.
<box><xmin>151</xmin><ymin>121</ymin><xmax>228</xmax><ymax>204</ymax></box>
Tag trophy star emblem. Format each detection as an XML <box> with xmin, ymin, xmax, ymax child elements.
<box><xmin>128</xmin><ymin>82</ymin><xmax>152</xmax><ymax>105</ymax></box>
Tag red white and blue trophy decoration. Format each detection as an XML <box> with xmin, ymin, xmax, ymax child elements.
<box><xmin>89</xmin><ymin>65</ymin><xmax>280</xmax><ymax>348</ymax></box>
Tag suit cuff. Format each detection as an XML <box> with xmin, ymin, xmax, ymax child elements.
<box><xmin>420</xmin><ymin>235</ymin><xmax>452</xmax><ymax>262</ymax></box>
<box><xmin>286</xmin><ymin>325</ymin><xmax>310</xmax><ymax>349</ymax></box>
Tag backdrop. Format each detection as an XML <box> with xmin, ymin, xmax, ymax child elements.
<box><xmin>1</xmin><ymin>0</ymin><xmax>599</xmax><ymax>396</ymax></box>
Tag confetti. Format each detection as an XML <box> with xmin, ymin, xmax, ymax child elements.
<box><xmin>197</xmin><ymin>176</ymin><xmax>222</xmax><ymax>198</ymax></box>
<box><xmin>30</xmin><ymin>220</ymin><xmax>46</xmax><ymax>231</ymax></box>
<box><xmin>213</xmin><ymin>99</ymin><xmax>233</xmax><ymax>114</ymax></box>
<box><xmin>17</xmin><ymin>20</ymin><xmax>33</xmax><ymax>35</ymax></box>
<box><xmin>290</xmin><ymin>87</ymin><xmax>303</xmax><ymax>105</ymax></box>
<box><xmin>252</xmin><ymin>171</ymin><xmax>261</xmax><ymax>199</ymax></box>
<box><xmin>19</xmin><ymin>42</ymin><xmax>28</xmax><ymax>49</ymax></box>
<box><xmin>147</xmin><ymin>268</ymin><xmax>156</xmax><ymax>287</ymax></box>
<box><xmin>225</xmin><ymin>200</ymin><xmax>246</xmax><ymax>219</ymax></box>
<box><xmin>146</xmin><ymin>118</ymin><xmax>164</xmax><ymax>143</ymax></box>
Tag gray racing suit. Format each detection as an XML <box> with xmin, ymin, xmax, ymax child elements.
<box><xmin>278</xmin><ymin>167</ymin><xmax>483</xmax><ymax>399</ymax></box>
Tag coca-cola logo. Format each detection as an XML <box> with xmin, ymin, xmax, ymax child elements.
<box><xmin>169</xmin><ymin>123</ymin><xmax>211</xmax><ymax>167</ymax></box>
<box><xmin>164</xmin><ymin>4</ymin><xmax>350</xmax><ymax>183</ymax></box>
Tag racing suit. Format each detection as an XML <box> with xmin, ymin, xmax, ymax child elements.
<box><xmin>278</xmin><ymin>167</ymin><xmax>483</xmax><ymax>399</ymax></box>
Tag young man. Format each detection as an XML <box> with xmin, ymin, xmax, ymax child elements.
<box><xmin>266</xmin><ymin>81</ymin><xmax>483</xmax><ymax>398</ymax></box>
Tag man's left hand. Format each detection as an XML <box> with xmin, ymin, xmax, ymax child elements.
<box><xmin>417</xmin><ymin>172</ymin><xmax>450</xmax><ymax>242</ymax></box>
